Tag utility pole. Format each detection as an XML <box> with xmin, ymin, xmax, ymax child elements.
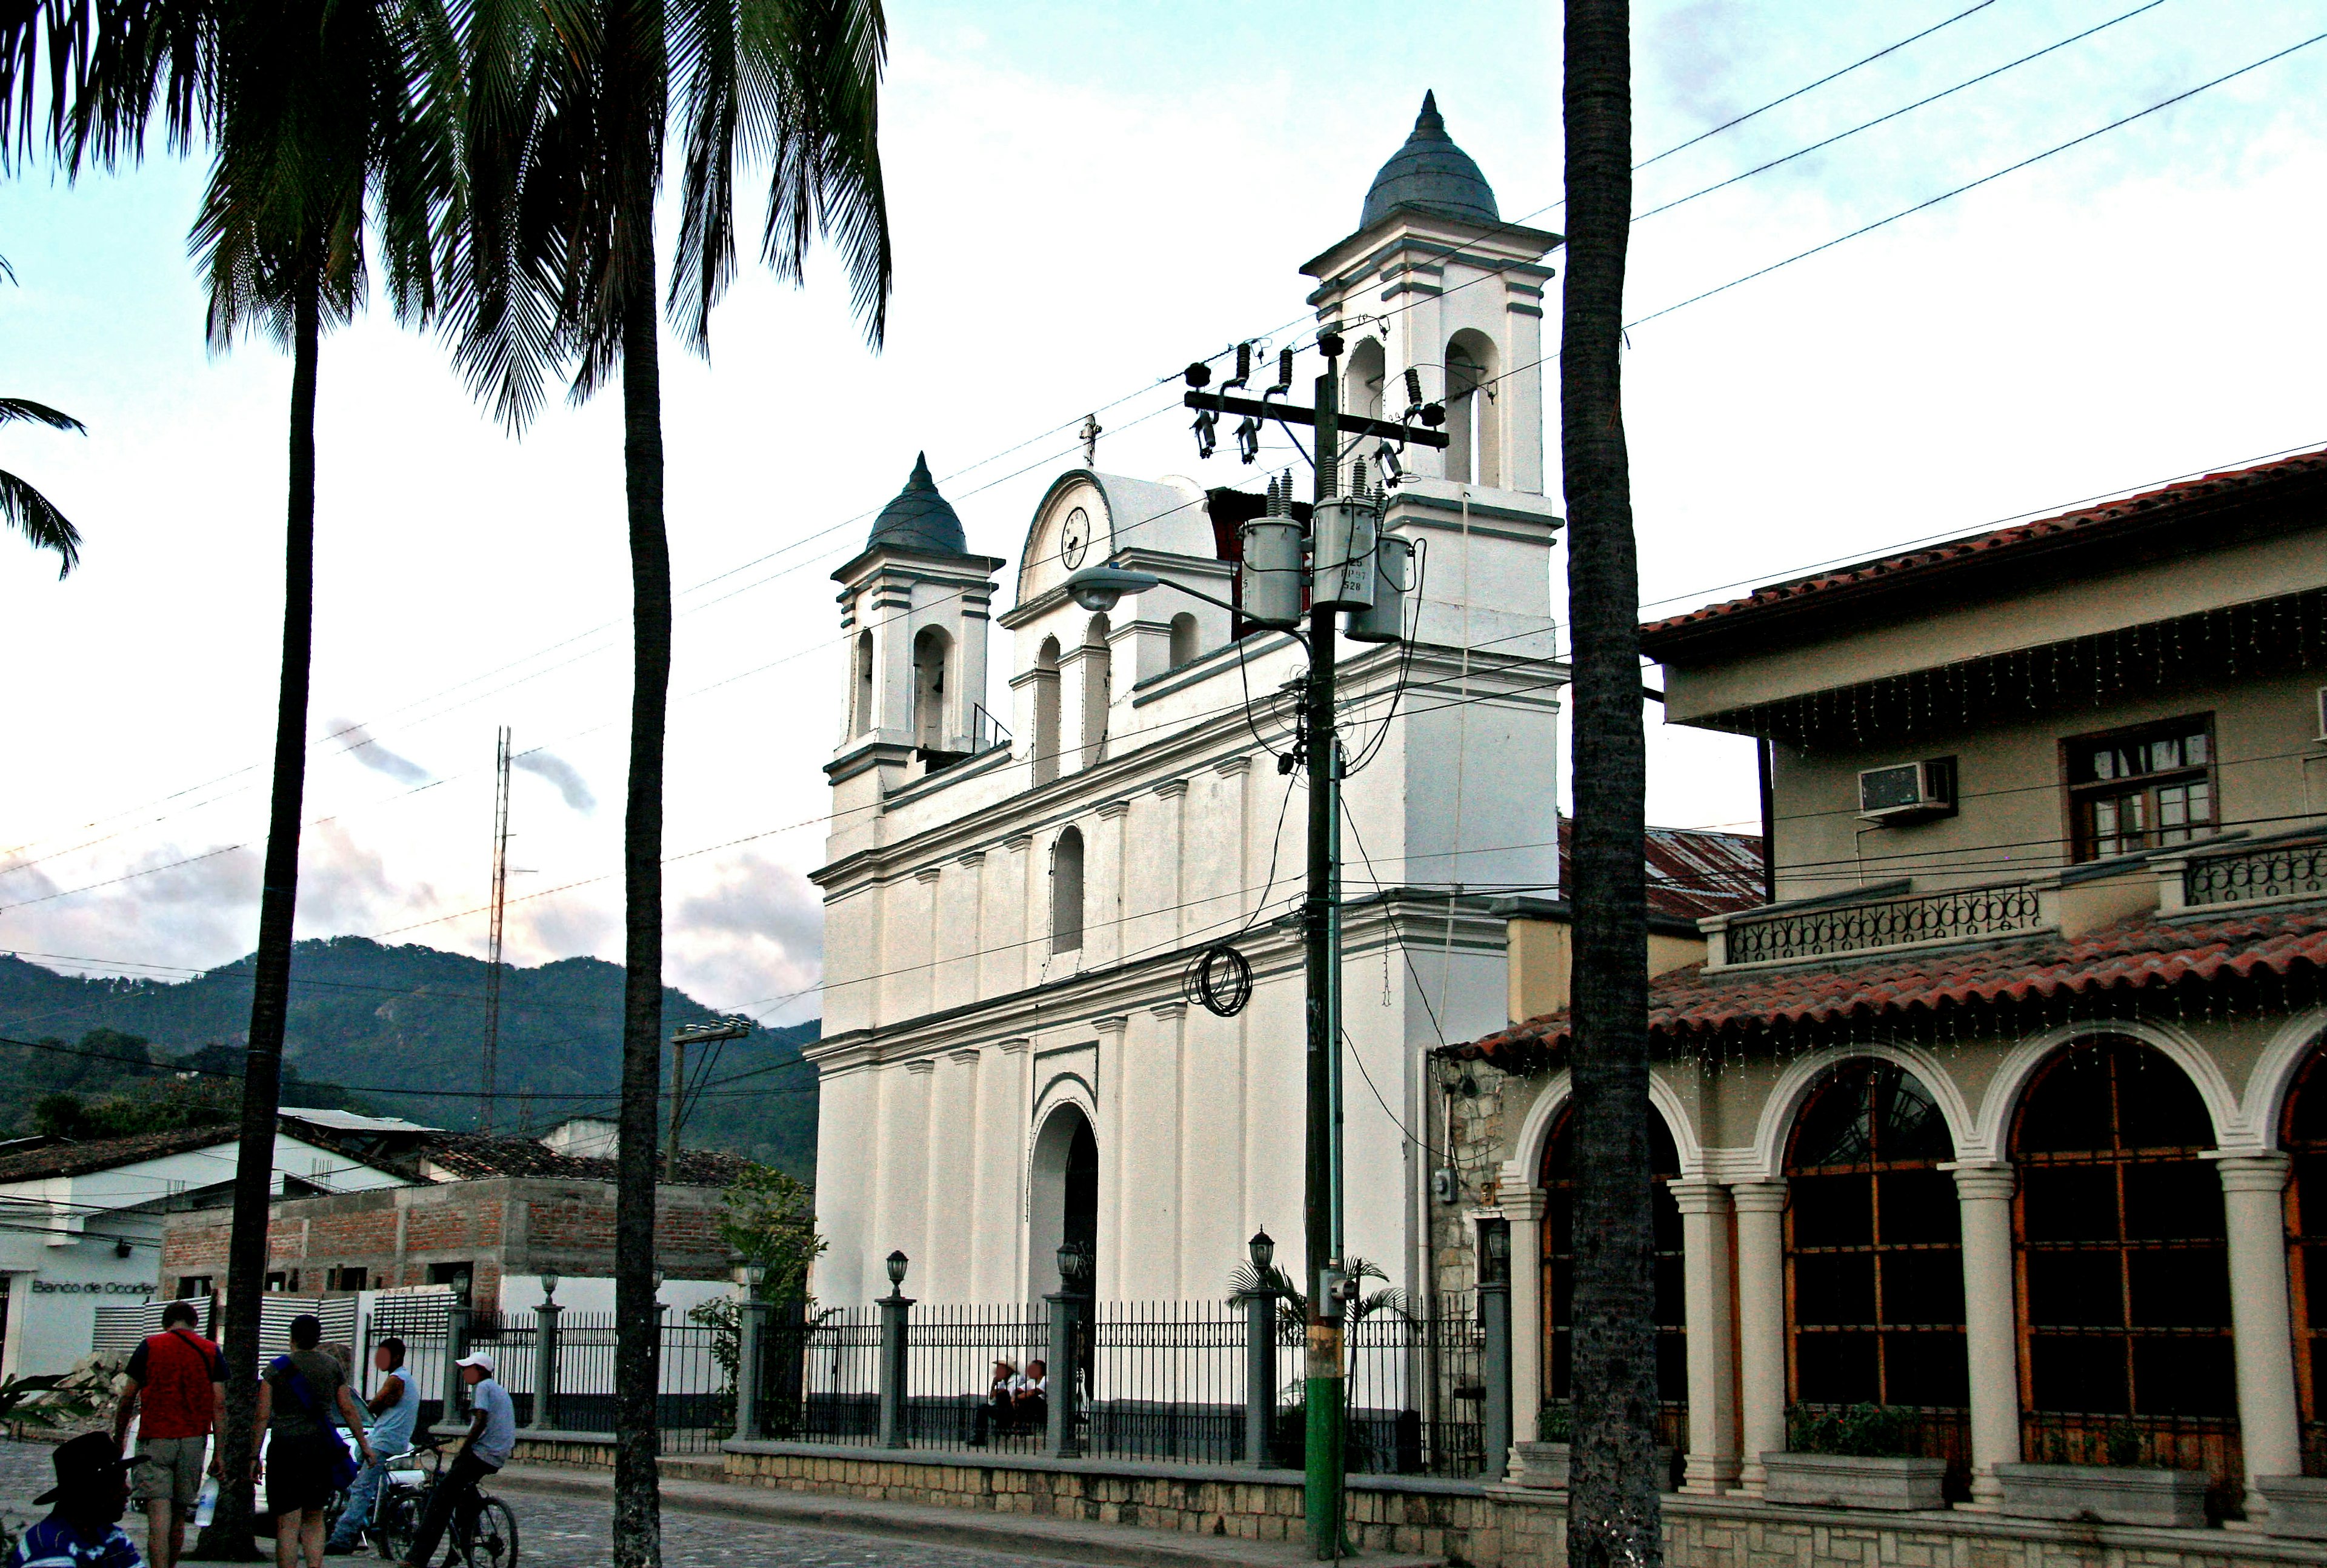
<box><xmin>1071</xmin><ymin>336</ymin><xmax>1448</xmax><ymax>1558</ymax></box>
<box><xmin>667</xmin><ymin>1017</ymin><xmax>754</xmax><ymax>1178</ymax></box>
<box><xmin>482</xmin><ymin>726</ymin><xmax>512</xmax><ymax>1134</ymax></box>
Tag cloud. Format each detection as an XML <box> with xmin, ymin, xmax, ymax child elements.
<box><xmin>326</xmin><ymin>719</ymin><xmax>430</xmax><ymax>785</ymax></box>
<box><xmin>665</xmin><ymin>852</ymin><xmax>823</xmax><ymax>1023</ymax></box>
<box><xmin>513</xmin><ymin>749</ymin><xmax>596</xmax><ymax>813</ymax></box>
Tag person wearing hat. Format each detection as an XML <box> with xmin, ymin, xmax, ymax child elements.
<box><xmin>255</xmin><ymin>1314</ymin><xmax>374</xmax><ymax>1568</ymax></box>
<box><xmin>3</xmin><ymin>1431</ymin><xmax>145</xmax><ymax>1567</ymax></box>
<box><xmin>396</xmin><ymin>1352</ymin><xmax>512</xmax><ymax>1568</ymax></box>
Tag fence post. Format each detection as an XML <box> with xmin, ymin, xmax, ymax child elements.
<box><xmin>530</xmin><ymin>1297</ymin><xmax>561</xmax><ymax>1432</ymax></box>
<box><xmin>1242</xmin><ymin>1288</ymin><xmax>1276</xmax><ymax>1468</ymax></box>
<box><xmin>734</xmin><ymin>1295</ymin><xmax>770</xmax><ymax>1442</ymax></box>
<box><xmin>445</xmin><ymin>1300</ymin><xmax>473</xmax><ymax>1426</ymax></box>
<box><xmin>1478</xmin><ymin>1218</ymin><xmax>1513</xmax><ymax>1482</ymax></box>
<box><xmin>1044</xmin><ymin>1289</ymin><xmax>1084</xmax><ymax>1459</ymax></box>
<box><xmin>877</xmin><ymin>1280</ymin><xmax>914</xmax><ymax>1450</ymax></box>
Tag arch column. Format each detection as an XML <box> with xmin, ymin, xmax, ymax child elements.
<box><xmin>1499</xmin><ymin>1179</ymin><xmax>1549</xmax><ymax>1456</ymax></box>
<box><xmin>1952</xmin><ymin>1163</ymin><xmax>2020</xmax><ymax>1507</ymax></box>
<box><xmin>1731</xmin><ymin>1180</ymin><xmax>1788</xmax><ymax>1494</ymax></box>
<box><xmin>1671</xmin><ymin>1178</ymin><xmax>1739</xmax><ymax>1492</ymax></box>
<box><xmin>2218</xmin><ymin>1151</ymin><xmax>2302</xmax><ymax>1512</ymax></box>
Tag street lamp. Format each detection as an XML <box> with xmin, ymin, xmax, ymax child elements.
<box><xmin>1062</xmin><ymin>563</ymin><xmax>1250</xmax><ymax>620</ymax></box>
<box><xmin>1056</xmin><ymin>1238</ymin><xmax>1094</xmax><ymax>1296</ymax></box>
<box><xmin>885</xmin><ymin>1251</ymin><xmax>910</xmax><ymax>1292</ymax></box>
<box><xmin>1248</xmin><ymin>1228</ymin><xmax>1276</xmax><ymax>1275</ymax></box>
<box><xmin>539</xmin><ymin>1269</ymin><xmax>559</xmax><ymax>1304</ymax></box>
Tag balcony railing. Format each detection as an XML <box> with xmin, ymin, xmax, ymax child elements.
<box><xmin>1720</xmin><ymin>883</ymin><xmax>2048</xmax><ymax>968</ymax></box>
<box><xmin>2183</xmin><ymin>837</ymin><xmax>2327</xmax><ymax>909</ymax></box>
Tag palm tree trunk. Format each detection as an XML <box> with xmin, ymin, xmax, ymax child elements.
<box><xmin>611</xmin><ymin>259</ymin><xmax>670</xmax><ymax>1568</ymax></box>
<box><xmin>196</xmin><ymin>278</ymin><xmax>321</xmax><ymax>1563</ymax></box>
<box><xmin>1561</xmin><ymin>4</ymin><xmax>1662</xmax><ymax>1568</ymax></box>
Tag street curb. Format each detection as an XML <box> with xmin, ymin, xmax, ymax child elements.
<box><xmin>491</xmin><ymin>1463</ymin><xmax>1444</xmax><ymax>1568</ymax></box>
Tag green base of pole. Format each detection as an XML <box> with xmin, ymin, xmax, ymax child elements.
<box><xmin>1305</xmin><ymin>1372</ymin><xmax>1348</xmax><ymax>1558</ymax></box>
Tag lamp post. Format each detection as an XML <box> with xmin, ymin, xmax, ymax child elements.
<box><xmin>878</xmin><ymin>1251</ymin><xmax>913</xmax><ymax>1450</ymax></box>
<box><xmin>1047</xmin><ymin>1239</ymin><xmax>1094</xmax><ymax>1459</ymax></box>
<box><xmin>731</xmin><ymin>1255</ymin><xmax>770</xmax><ymax>1442</ymax></box>
<box><xmin>530</xmin><ymin>1269</ymin><xmax>562</xmax><ymax>1432</ymax></box>
<box><xmin>1243</xmin><ymin>1229</ymin><xmax>1279</xmax><ymax>1469</ymax></box>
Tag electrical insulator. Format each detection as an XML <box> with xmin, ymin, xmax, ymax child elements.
<box><xmin>1310</xmin><ymin>494</ymin><xmax>1379</xmax><ymax>613</ymax></box>
<box><xmin>1346</xmin><ymin>532</ymin><xmax>1413</xmax><ymax>643</ymax></box>
<box><xmin>1231</xmin><ymin>341</ymin><xmax>1251</xmax><ymax>388</ymax></box>
<box><xmin>1404</xmin><ymin>367</ymin><xmax>1424</xmax><ymax>410</ymax></box>
<box><xmin>1239</xmin><ymin>514</ymin><xmax>1303</xmax><ymax>627</ymax></box>
<box><xmin>1276</xmin><ymin>348</ymin><xmax>1294</xmax><ymax>392</ymax></box>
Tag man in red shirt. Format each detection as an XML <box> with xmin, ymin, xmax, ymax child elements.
<box><xmin>113</xmin><ymin>1300</ymin><xmax>227</xmax><ymax>1568</ymax></box>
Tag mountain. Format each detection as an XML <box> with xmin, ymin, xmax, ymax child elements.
<box><xmin>0</xmin><ymin>937</ymin><xmax>819</xmax><ymax>1176</ymax></box>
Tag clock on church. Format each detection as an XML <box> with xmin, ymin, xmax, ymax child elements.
<box><xmin>1060</xmin><ymin>507</ymin><xmax>1090</xmax><ymax>568</ymax></box>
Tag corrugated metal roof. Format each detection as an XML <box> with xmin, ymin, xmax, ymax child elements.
<box><xmin>1557</xmin><ymin>818</ymin><xmax>1766</xmax><ymax>922</ymax></box>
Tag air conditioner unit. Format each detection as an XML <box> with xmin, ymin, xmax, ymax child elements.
<box><xmin>1858</xmin><ymin>757</ymin><xmax>1957</xmax><ymax>823</ymax></box>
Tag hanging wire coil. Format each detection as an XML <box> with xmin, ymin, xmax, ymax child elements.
<box><xmin>1183</xmin><ymin>943</ymin><xmax>1254</xmax><ymax>1017</ymax></box>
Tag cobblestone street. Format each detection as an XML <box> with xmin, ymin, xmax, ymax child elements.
<box><xmin>0</xmin><ymin>1442</ymin><xmax>1109</xmax><ymax>1567</ymax></box>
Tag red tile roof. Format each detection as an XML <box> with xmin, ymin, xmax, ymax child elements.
<box><xmin>1558</xmin><ymin>818</ymin><xmax>1765</xmax><ymax>922</ymax></box>
<box><xmin>1639</xmin><ymin>449</ymin><xmax>2327</xmax><ymax>653</ymax></box>
<box><xmin>1453</xmin><ymin>901</ymin><xmax>2327</xmax><ymax>1066</ymax></box>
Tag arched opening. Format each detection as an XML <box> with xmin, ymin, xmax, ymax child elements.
<box><xmin>851</xmin><ymin>630</ymin><xmax>874</xmax><ymax>736</ymax></box>
<box><xmin>2012</xmin><ymin>1036</ymin><xmax>2235</xmax><ymax>1486</ymax></box>
<box><xmin>1443</xmin><ymin>330</ymin><xmax>1499</xmax><ymax>487</ymax></box>
<box><xmin>912</xmin><ymin>626</ymin><xmax>950</xmax><ymax>752</ymax></box>
<box><xmin>1032</xmin><ymin>636</ymin><xmax>1062</xmax><ymax>786</ymax></box>
<box><xmin>2282</xmin><ymin>1041</ymin><xmax>2327</xmax><ymax>1467</ymax></box>
<box><xmin>1051</xmin><ymin>826</ymin><xmax>1085</xmax><ymax>954</ymax></box>
<box><xmin>1168</xmin><ymin>613</ymin><xmax>1200</xmax><ymax>670</ymax></box>
<box><xmin>1344</xmin><ymin>336</ymin><xmax>1387</xmax><ymax>425</ymax></box>
<box><xmin>1079</xmin><ymin>615</ymin><xmax>1111</xmax><ymax>769</ymax></box>
<box><xmin>1028</xmin><ymin>1102</ymin><xmax>1099</xmax><ymax>1299</ymax></box>
<box><xmin>1541</xmin><ymin>1103</ymin><xmax>1686</xmax><ymax>1466</ymax></box>
<box><xmin>1785</xmin><ymin>1058</ymin><xmax>1968</xmax><ymax>1483</ymax></box>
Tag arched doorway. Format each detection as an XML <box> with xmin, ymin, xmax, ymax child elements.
<box><xmin>1029</xmin><ymin>1103</ymin><xmax>1099</xmax><ymax>1299</ymax></box>
<box><xmin>2012</xmin><ymin>1035</ymin><xmax>2236</xmax><ymax>1492</ymax></box>
<box><xmin>1540</xmin><ymin>1103</ymin><xmax>1686</xmax><ymax>1464</ymax></box>
<box><xmin>2280</xmin><ymin>1041</ymin><xmax>2327</xmax><ymax>1472</ymax></box>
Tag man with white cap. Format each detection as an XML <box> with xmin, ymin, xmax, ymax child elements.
<box><xmin>396</xmin><ymin>1352</ymin><xmax>513</xmax><ymax>1568</ymax></box>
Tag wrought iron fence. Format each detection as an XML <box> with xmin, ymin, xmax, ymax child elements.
<box><xmin>899</xmin><ymin>1303</ymin><xmax>1050</xmax><ymax>1453</ymax></box>
<box><xmin>543</xmin><ymin>1312</ymin><xmax>733</xmax><ymax>1453</ymax></box>
<box><xmin>2185</xmin><ymin>838</ymin><xmax>2327</xmax><ymax>908</ymax></box>
<box><xmin>1345</xmin><ymin>1294</ymin><xmax>1484</xmax><ymax>1478</ymax></box>
<box><xmin>1084</xmin><ymin>1300</ymin><xmax>1251</xmax><ymax>1464</ymax></box>
<box><xmin>1723</xmin><ymin>883</ymin><xmax>2046</xmax><ymax>966</ymax></box>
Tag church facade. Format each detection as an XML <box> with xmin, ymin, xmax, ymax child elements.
<box><xmin>807</xmin><ymin>98</ymin><xmax>1569</xmax><ymax>1311</ymax></box>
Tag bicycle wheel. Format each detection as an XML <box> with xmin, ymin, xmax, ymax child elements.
<box><xmin>462</xmin><ymin>1496</ymin><xmax>518</xmax><ymax>1568</ymax></box>
<box><xmin>374</xmin><ymin>1492</ymin><xmax>417</xmax><ymax>1563</ymax></box>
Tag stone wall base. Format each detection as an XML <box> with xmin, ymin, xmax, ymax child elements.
<box><xmin>721</xmin><ymin>1443</ymin><xmax>2327</xmax><ymax>1568</ymax></box>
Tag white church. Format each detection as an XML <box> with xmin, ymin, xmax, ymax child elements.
<box><xmin>807</xmin><ymin>97</ymin><xmax>1569</xmax><ymax>1309</ymax></box>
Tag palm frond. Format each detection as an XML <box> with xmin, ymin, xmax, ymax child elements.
<box><xmin>0</xmin><ymin>467</ymin><xmax>84</xmax><ymax>576</ymax></box>
<box><xmin>0</xmin><ymin>397</ymin><xmax>87</xmax><ymax>433</ymax></box>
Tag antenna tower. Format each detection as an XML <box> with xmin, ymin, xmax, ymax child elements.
<box><xmin>482</xmin><ymin>725</ymin><xmax>512</xmax><ymax>1133</ymax></box>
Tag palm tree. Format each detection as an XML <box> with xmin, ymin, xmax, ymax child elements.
<box><xmin>447</xmin><ymin>2</ymin><xmax>890</xmax><ymax>1558</ymax></box>
<box><xmin>0</xmin><ymin>395</ymin><xmax>87</xmax><ymax>576</ymax></box>
<box><xmin>1559</xmin><ymin>2</ymin><xmax>1663</xmax><ymax>1567</ymax></box>
<box><xmin>0</xmin><ymin>0</ymin><xmax>458</xmax><ymax>1549</ymax></box>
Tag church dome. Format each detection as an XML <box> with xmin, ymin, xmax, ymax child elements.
<box><xmin>1360</xmin><ymin>91</ymin><xmax>1499</xmax><ymax>231</ymax></box>
<box><xmin>867</xmin><ymin>453</ymin><xmax>967</xmax><ymax>556</ymax></box>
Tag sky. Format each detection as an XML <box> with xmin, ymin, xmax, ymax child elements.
<box><xmin>2</xmin><ymin>0</ymin><xmax>2324</xmax><ymax>1026</ymax></box>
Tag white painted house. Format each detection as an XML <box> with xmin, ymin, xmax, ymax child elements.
<box><xmin>0</xmin><ymin>1118</ymin><xmax>413</xmax><ymax>1377</ymax></box>
<box><xmin>809</xmin><ymin>97</ymin><xmax>1568</xmax><ymax>1308</ymax></box>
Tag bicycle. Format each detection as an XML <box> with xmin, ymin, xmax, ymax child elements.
<box><xmin>367</xmin><ymin>1432</ymin><xmax>519</xmax><ymax>1568</ymax></box>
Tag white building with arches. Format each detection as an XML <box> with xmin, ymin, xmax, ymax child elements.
<box><xmin>807</xmin><ymin>97</ymin><xmax>1577</xmax><ymax>1315</ymax></box>
<box><xmin>1453</xmin><ymin>450</ymin><xmax>2327</xmax><ymax>1528</ymax></box>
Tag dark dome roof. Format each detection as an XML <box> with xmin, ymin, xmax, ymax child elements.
<box><xmin>1361</xmin><ymin>91</ymin><xmax>1499</xmax><ymax>231</ymax></box>
<box><xmin>867</xmin><ymin>453</ymin><xmax>967</xmax><ymax>556</ymax></box>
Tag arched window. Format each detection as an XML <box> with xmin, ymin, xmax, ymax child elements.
<box><xmin>1079</xmin><ymin>615</ymin><xmax>1111</xmax><ymax>769</ymax></box>
<box><xmin>1051</xmin><ymin>826</ymin><xmax>1085</xmax><ymax>954</ymax></box>
<box><xmin>2013</xmin><ymin>1037</ymin><xmax>2234</xmax><ymax>1475</ymax></box>
<box><xmin>911</xmin><ymin>626</ymin><xmax>950</xmax><ymax>752</ymax></box>
<box><xmin>1344</xmin><ymin>336</ymin><xmax>1387</xmax><ymax>424</ymax></box>
<box><xmin>2285</xmin><ymin>1046</ymin><xmax>2327</xmax><ymax>1461</ymax></box>
<box><xmin>1785</xmin><ymin>1060</ymin><xmax>1967</xmax><ymax>1426</ymax></box>
<box><xmin>1542</xmin><ymin>1105</ymin><xmax>1686</xmax><ymax>1458</ymax></box>
<box><xmin>851</xmin><ymin>630</ymin><xmax>874</xmax><ymax>736</ymax></box>
<box><xmin>1443</xmin><ymin>331</ymin><xmax>1499</xmax><ymax>487</ymax></box>
<box><xmin>1168</xmin><ymin>613</ymin><xmax>1199</xmax><ymax>670</ymax></box>
<box><xmin>1032</xmin><ymin>636</ymin><xmax>1062</xmax><ymax>786</ymax></box>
